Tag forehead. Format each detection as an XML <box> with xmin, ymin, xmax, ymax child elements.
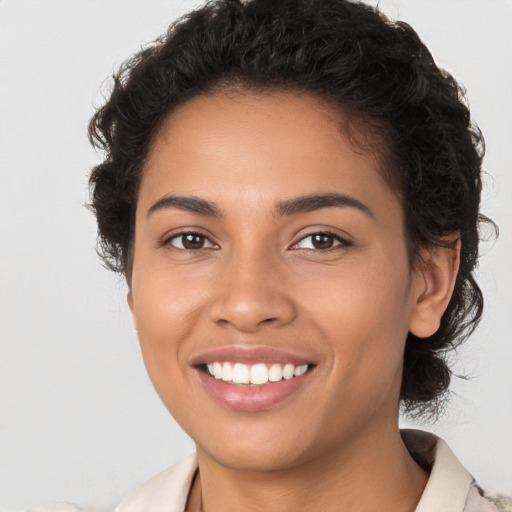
<box><xmin>151</xmin><ymin>90</ymin><xmax>351</xmax><ymax>171</ymax></box>
<box><xmin>140</xmin><ymin>90</ymin><xmax>400</xmax><ymax>223</ymax></box>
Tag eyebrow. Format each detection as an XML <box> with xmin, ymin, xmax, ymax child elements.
<box><xmin>276</xmin><ymin>193</ymin><xmax>374</xmax><ymax>218</ymax></box>
<box><xmin>147</xmin><ymin>192</ymin><xmax>373</xmax><ymax>219</ymax></box>
<box><xmin>147</xmin><ymin>196</ymin><xmax>222</xmax><ymax>218</ymax></box>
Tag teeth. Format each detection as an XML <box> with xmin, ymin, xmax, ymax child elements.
<box><xmin>206</xmin><ymin>362</ymin><xmax>310</xmax><ymax>385</ymax></box>
<box><xmin>294</xmin><ymin>364</ymin><xmax>308</xmax><ymax>377</ymax></box>
<box><xmin>221</xmin><ymin>362</ymin><xmax>233</xmax><ymax>382</ymax></box>
<box><xmin>232</xmin><ymin>363</ymin><xmax>250</xmax><ymax>384</ymax></box>
<box><xmin>268</xmin><ymin>363</ymin><xmax>283</xmax><ymax>382</ymax></box>
<box><xmin>250</xmin><ymin>364</ymin><xmax>269</xmax><ymax>385</ymax></box>
<box><xmin>212</xmin><ymin>362</ymin><xmax>223</xmax><ymax>379</ymax></box>
<box><xmin>283</xmin><ymin>364</ymin><xmax>295</xmax><ymax>380</ymax></box>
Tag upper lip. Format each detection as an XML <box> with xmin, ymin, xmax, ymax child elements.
<box><xmin>190</xmin><ymin>345</ymin><xmax>314</xmax><ymax>367</ymax></box>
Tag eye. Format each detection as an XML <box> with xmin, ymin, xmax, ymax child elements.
<box><xmin>166</xmin><ymin>231</ymin><xmax>217</xmax><ymax>250</ymax></box>
<box><xmin>293</xmin><ymin>231</ymin><xmax>351</xmax><ymax>251</ymax></box>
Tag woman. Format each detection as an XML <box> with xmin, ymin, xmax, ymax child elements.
<box><xmin>85</xmin><ymin>0</ymin><xmax>509</xmax><ymax>510</ymax></box>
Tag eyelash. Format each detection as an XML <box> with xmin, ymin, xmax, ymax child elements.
<box><xmin>162</xmin><ymin>231</ymin><xmax>218</xmax><ymax>252</ymax></box>
<box><xmin>292</xmin><ymin>230</ymin><xmax>352</xmax><ymax>252</ymax></box>
<box><xmin>162</xmin><ymin>230</ymin><xmax>352</xmax><ymax>253</ymax></box>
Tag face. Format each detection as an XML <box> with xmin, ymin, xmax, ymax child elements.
<box><xmin>129</xmin><ymin>91</ymin><xmax>426</xmax><ymax>472</ymax></box>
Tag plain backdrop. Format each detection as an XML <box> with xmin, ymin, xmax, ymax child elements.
<box><xmin>0</xmin><ymin>1</ymin><xmax>511</xmax><ymax>511</ymax></box>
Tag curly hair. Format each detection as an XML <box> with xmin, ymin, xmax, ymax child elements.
<box><xmin>88</xmin><ymin>0</ymin><xmax>492</xmax><ymax>418</ymax></box>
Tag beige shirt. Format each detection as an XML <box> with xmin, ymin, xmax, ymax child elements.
<box><xmin>114</xmin><ymin>430</ymin><xmax>511</xmax><ymax>512</ymax></box>
<box><xmin>30</xmin><ymin>430</ymin><xmax>511</xmax><ymax>512</ymax></box>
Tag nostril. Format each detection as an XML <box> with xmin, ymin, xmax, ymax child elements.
<box><xmin>209</xmin><ymin>288</ymin><xmax>297</xmax><ymax>332</ymax></box>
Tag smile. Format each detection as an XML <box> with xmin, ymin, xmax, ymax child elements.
<box><xmin>192</xmin><ymin>346</ymin><xmax>316</xmax><ymax>411</ymax></box>
<box><xmin>207</xmin><ymin>362</ymin><xmax>309</xmax><ymax>385</ymax></box>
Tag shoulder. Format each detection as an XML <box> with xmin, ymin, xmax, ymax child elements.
<box><xmin>401</xmin><ymin>429</ymin><xmax>511</xmax><ymax>512</ymax></box>
<box><xmin>28</xmin><ymin>453</ymin><xmax>198</xmax><ymax>512</ymax></box>
<box><xmin>466</xmin><ymin>485</ymin><xmax>512</xmax><ymax>512</ymax></box>
<box><xmin>114</xmin><ymin>452</ymin><xmax>198</xmax><ymax>512</ymax></box>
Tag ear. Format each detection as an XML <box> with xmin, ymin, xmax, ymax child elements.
<box><xmin>409</xmin><ymin>238</ymin><xmax>461</xmax><ymax>338</ymax></box>
<box><xmin>127</xmin><ymin>288</ymin><xmax>134</xmax><ymax>311</ymax></box>
<box><xmin>127</xmin><ymin>289</ymin><xmax>138</xmax><ymax>333</ymax></box>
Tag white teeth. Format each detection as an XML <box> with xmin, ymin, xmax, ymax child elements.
<box><xmin>283</xmin><ymin>364</ymin><xmax>295</xmax><ymax>380</ymax></box>
<box><xmin>221</xmin><ymin>362</ymin><xmax>233</xmax><ymax>382</ymax></box>
<box><xmin>232</xmin><ymin>363</ymin><xmax>250</xmax><ymax>384</ymax></box>
<box><xmin>268</xmin><ymin>363</ymin><xmax>283</xmax><ymax>382</ymax></box>
<box><xmin>294</xmin><ymin>364</ymin><xmax>308</xmax><ymax>377</ymax></box>
<box><xmin>212</xmin><ymin>362</ymin><xmax>223</xmax><ymax>379</ymax></box>
<box><xmin>206</xmin><ymin>361</ymin><xmax>310</xmax><ymax>384</ymax></box>
<box><xmin>250</xmin><ymin>364</ymin><xmax>269</xmax><ymax>385</ymax></box>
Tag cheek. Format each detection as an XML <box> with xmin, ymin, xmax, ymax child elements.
<box><xmin>300</xmin><ymin>258</ymin><xmax>412</xmax><ymax>388</ymax></box>
<box><xmin>132</xmin><ymin>254</ymin><xmax>207</xmax><ymax>326</ymax></box>
<box><xmin>130</xmin><ymin>265</ymin><xmax>207</xmax><ymax>381</ymax></box>
<box><xmin>301</xmin><ymin>254</ymin><xmax>411</xmax><ymax>330</ymax></box>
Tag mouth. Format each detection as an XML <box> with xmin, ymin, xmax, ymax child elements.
<box><xmin>203</xmin><ymin>361</ymin><xmax>311</xmax><ymax>385</ymax></box>
<box><xmin>191</xmin><ymin>346</ymin><xmax>316</xmax><ymax>411</ymax></box>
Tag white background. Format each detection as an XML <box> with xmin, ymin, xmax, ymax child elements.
<box><xmin>0</xmin><ymin>1</ymin><xmax>510</xmax><ymax>511</ymax></box>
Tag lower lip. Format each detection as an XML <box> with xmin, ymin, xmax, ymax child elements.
<box><xmin>196</xmin><ymin>370</ymin><xmax>311</xmax><ymax>412</ymax></box>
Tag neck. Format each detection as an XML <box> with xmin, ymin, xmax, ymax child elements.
<box><xmin>190</xmin><ymin>423</ymin><xmax>428</xmax><ymax>512</ymax></box>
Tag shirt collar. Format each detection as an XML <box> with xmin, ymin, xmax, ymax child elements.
<box><xmin>402</xmin><ymin>429</ymin><xmax>473</xmax><ymax>512</ymax></box>
<box><xmin>116</xmin><ymin>430</ymin><xmax>474</xmax><ymax>512</ymax></box>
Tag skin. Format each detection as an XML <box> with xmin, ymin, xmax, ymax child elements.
<box><xmin>128</xmin><ymin>91</ymin><xmax>460</xmax><ymax>512</ymax></box>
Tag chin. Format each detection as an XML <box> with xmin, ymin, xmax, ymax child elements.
<box><xmin>189</xmin><ymin>413</ymin><xmax>335</xmax><ymax>474</ymax></box>
<box><xmin>199</xmin><ymin>439</ymin><xmax>310</xmax><ymax>473</ymax></box>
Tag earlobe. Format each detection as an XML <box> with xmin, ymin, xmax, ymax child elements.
<box><xmin>127</xmin><ymin>289</ymin><xmax>138</xmax><ymax>334</ymax></box>
<box><xmin>409</xmin><ymin>238</ymin><xmax>461</xmax><ymax>339</ymax></box>
<box><xmin>127</xmin><ymin>289</ymin><xmax>134</xmax><ymax>311</ymax></box>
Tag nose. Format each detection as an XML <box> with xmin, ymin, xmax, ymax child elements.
<box><xmin>209</xmin><ymin>251</ymin><xmax>297</xmax><ymax>333</ymax></box>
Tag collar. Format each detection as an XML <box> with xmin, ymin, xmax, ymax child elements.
<box><xmin>115</xmin><ymin>430</ymin><xmax>474</xmax><ymax>512</ymax></box>
<box><xmin>114</xmin><ymin>451</ymin><xmax>198</xmax><ymax>512</ymax></box>
<box><xmin>402</xmin><ymin>429</ymin><xmax>473</xmax><ymax>512</ymax></box>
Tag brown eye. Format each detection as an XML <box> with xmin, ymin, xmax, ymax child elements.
<box><xmin>311</xmin><ymin>234</ymin><xmax>334</xmax><ymax>249</ymax></box>
<box><xmin>182</xmin><ymin>234</ymin><xmax>205</xmax><ymax>249</ymax></box>
<box><xmin>167</xmin><ymin>232</ymin><xmax>216</xmax><ymax>250</ymax></box>
<box><xmin>293</xmin><ymin>232</ymin><xmax>351</xmax><ymax>251</ymax></box>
